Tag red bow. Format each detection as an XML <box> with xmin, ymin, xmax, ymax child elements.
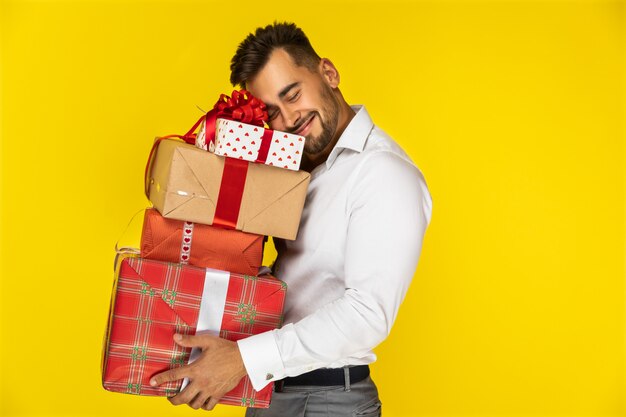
<box><xmin>213</xmin><ymin>89</ymin><xmax>268</xmax><ymax>126</ymax></box>
<box><xmin>179</xmin><ymin>90</ymin><xmax>268</xmax><ymax>145</ymax></box>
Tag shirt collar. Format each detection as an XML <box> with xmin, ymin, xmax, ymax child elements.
<box><xmin>324</xmin><ymin>105</ymin><xmax>373</xmax><ymax>169</ymax></box>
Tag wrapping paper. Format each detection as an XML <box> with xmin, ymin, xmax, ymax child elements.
<box><xmin>102</xmin><ymin>256</ymin><xmax>286</xmax><ymax>408</ymax></box>
<box><xmin>140</xmin><ymin>208</ymin><xmax>264</xmax><ymax>276</ymax></box>
<box><xmin>146</xmin><ymin>138</ymin><xmax>310</xmax><ymax>240</ymax></box>
<box><xmin>196</xmin><ymin>118</ymin><xmax>305</xmax><ymax>171</ymax></box>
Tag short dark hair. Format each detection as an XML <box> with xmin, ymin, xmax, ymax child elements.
<box><xmin>230</xmin><ymin>22</ymin><xmax>321</xmax><ymax>87</ymax></box>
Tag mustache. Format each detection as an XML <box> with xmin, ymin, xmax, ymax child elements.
<box><xmin>288</xmin><ymin>113</ymin><xmax>316</xmax><ymax>134</ymax></box>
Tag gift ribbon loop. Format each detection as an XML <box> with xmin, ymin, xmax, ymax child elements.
<box><xmin>204</xmin><ymin>89</ymin><xmax>268</xmax><ymax>148</ymax></box>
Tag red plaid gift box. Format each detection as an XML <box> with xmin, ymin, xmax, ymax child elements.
<box><xmin>102</xmin><ymin>256</ymin><xmax>286</xmax><ymax>408</ymax></box>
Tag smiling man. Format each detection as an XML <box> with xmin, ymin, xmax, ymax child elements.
<box><xmin>236</xmin><ymin>45</ymin><xmax>351</xmax><ymax>173</ymax></box>
<box><xmin>150</xmin><ymin>22</ymin><xmax>432</xmax><ymax>416</ymax></box>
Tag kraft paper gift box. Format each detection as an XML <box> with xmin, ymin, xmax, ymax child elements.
<box><xmin>196</xmin><ymin>118</ymin><xmax>306</xmax><ymax>171</ymax></box>
<box><xmin>146</xmin><ymin>138</ymin><xmax>310</xmax><ymax>240</ymax></box>
<box><xmin>140</xmin><ymin>208</ymin><xmax>264</xmax><ymax>276</ymax></box>
<box><xmin>102</xmin><ymin>256</ymin><xmax>286</xmax><ymax>408</ymax></box>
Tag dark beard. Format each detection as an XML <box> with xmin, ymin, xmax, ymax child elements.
<box><xmin>301</xmin><ymin>85</ymin><xmax>340</xmax><ymax>155</ymax></box>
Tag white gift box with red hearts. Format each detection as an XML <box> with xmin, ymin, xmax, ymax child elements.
<box><xmin>203</xmin><ymin>118</ymin><xmax>305</xmax><ymax>171</ymax></box>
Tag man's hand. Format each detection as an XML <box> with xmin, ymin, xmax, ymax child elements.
<box><xmin>150</xmin><ymin>333</ymin><xmax>248</xmax><ymax>411</ymax></box>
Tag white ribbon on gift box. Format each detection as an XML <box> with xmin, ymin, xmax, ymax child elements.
<box><xmin>180</xmin><ymin>268</ymin><xmax>230</xmax><ymax>391</ymax></box>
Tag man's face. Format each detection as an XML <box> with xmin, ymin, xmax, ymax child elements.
<box><xmin>246</xmin><ymin>49</ymin><xmax>340</xmax><ymax>156</ymax></box>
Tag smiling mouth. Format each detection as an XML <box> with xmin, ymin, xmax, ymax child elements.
<box><xmin>294</xmin><ymin>114</ymin><xmax>315</xmax><ymax>136</ymax></box>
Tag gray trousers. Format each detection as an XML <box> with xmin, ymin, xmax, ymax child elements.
<box><xmin>245</xmin><ymin>376</ymin><xmax>382</xmax><ymax>417</ymax></box>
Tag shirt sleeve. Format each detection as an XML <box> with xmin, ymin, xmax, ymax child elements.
<box><xmin>238</xmin><ymin>150</ymin><xmax>432</xmax><ymax>391</ymax></box>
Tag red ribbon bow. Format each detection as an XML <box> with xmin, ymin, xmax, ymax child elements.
<box><xmin>179</xmin><ymin>89</ymin><xmax>268</xmax><ymax>145</ymax></box>
<box><xmin>213</xmin><ymin>89</ymin><xmax>268</xmax><ymax>126</ymax></box>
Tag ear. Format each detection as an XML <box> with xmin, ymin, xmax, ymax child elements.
<box><xmin>319</xmin><ymin>58</ymin><xmax>340</xmax><ymax>89</ymax></box>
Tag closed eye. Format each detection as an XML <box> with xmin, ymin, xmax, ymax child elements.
<box><xmin>287</xmin><ymin>91</ymin><xmax>300</xmax><ymax>102</ymax></box>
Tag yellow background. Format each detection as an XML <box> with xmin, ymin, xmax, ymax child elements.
<box><xmin>1</xmin><ymin>1</ymin><xmax>624</xmax><ymax>416</ymax></box>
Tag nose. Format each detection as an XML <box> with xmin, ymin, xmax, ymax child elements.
<box><xmin>282</xmin><ymin>105</ymin><xmax>301</xmax><ymax>131</ymax></box>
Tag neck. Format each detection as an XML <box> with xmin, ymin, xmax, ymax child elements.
<box><xmin>301</xmin><ymin>100</ymin><xmax>355</xmax><ymax>172</ymax></box>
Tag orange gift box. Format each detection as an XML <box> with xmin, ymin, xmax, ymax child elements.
<box><xmin>140</xmin><ymin>208</ymin><xmax>264</xmax><ymax>276</ymax></box>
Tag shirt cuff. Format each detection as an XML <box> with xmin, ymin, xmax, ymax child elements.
<box><xmin>237</xmin><ymin>330</ymin><xmax>286</xmax><ymax>391</ymax></box>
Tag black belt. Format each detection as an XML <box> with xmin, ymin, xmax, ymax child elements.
<box><xmin>275</xmin><ymin>365</ymin><xmax>370</xmax><ymax>391</ymax></box>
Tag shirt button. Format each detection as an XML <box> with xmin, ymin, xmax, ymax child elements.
<box><xmin>266</xmin><ymin>373</ymin><xmax>273</xmax><ymax>380</ymax></box>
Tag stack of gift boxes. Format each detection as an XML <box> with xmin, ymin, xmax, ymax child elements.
<box><xmin>102</xmin><ymin>91</ymin><xmax>310</xmax><ymax>408</ymax></box>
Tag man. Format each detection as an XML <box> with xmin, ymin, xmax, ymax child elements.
<box><xmin>150</xmin><ymin>22</ymin><xmax>432</xmax><ymax>416</ymax></box>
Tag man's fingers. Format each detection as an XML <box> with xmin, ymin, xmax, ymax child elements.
<box><xmin>202</xmin><ymin>396</ymin><xmax>220</xmax><ymax>411</ymax></box>
<box><xmin>189</xmin><ymin>392</ymin><xmax>211</xmax><ymax>410</ymax></box>
<box><xmin>168</xmin><ymin>385</ymin><xmax>199</xmax><ymax>406</ymax></box>
<box><xmin>173</xmin><ymin>332</ymin><xmax>219</xmax><ymax>348</ymax></box>
<box><xmin>150</xmin><ymin>367</ymin><xmax>186</xmax><ymax>386</ymax></box>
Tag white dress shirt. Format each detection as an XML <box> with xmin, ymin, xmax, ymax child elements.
<box><xmin>237</xmin><ymin>105</ymin><xmax>432</xmax><ymax>391</ymax></box>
